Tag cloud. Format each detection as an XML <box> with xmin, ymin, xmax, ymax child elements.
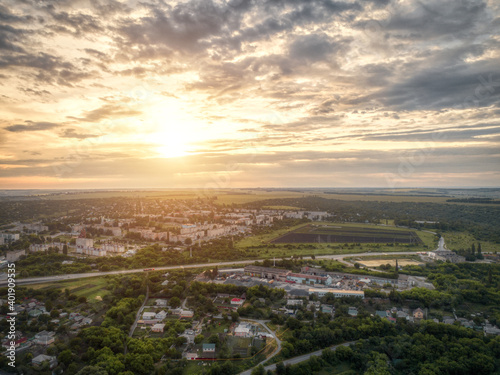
<box><xmin>59</xmin><ymin>128</ymin><xmax>101</xmax><ymax>139</ymax></box>
<box><xmin>4</xmin><ymin>121</ymin><xmax>60</xmax><ymax>132</ymax></box>
<box><xmin>69</xmin><ymin>104</ymin><xmax>142</xmax><ymax>122</ymax></box>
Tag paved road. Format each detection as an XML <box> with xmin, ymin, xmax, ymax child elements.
<box><xmin>240</xmin><ymin>341</ymin><xmax>355</xmax><ymax>375</ymax></box>
<box><xmin>437</xmin><ymin>236</ymin><xmax>446</xmax><ymax>251</ymax></box>
<box><xmin>1</xmin><ymin>251</ymin><xmax>421</xmax><ymax>287</ymax></box>
<box><xmin>128</xmin><ymin>286</ymin><xmax>149</xmax><ymax>338</ymax></box>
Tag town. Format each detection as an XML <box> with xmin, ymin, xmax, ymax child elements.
<box><xmin>0</xmin><ymin>193</ymin><xmax>499</xmax><ymax>374</ymax></box>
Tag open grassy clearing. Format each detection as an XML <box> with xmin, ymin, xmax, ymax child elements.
<box><xmin>442</xmin><ymin>231</ymin><xmax>500</xmax><ymax>252</ymax></box>
<box><xmin>235</xmin><ymin>222</ymin><xmax>310</xmax><ymax>248</ymax></box>
<box><xmin>26</xmin><ymin>276</ymin><xmax>110</xmax><ymax>302</ymax></box>
<box><xmin>243</xmin><ymin>243</ymin><xmax>426</xmax><ymax>260</ymax></box>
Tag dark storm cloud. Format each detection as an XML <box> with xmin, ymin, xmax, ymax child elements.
<box><xmin>4</xmin><ymin>121</ymin><xmax>60</xmax><ymax>132</ymax></box>
<box><xmin>383</xmin><ymin>0</ymin><xmax>489</xmax><ymax>39</ymax></box>
<box><xmin>347</xmin><ymin>59</ymin><xmax>500</xmax><ymax>111</ymax></box>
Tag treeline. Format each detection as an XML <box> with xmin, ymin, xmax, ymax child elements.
<box><xmin>273</xmin><ymin>321</ymin><xmax>500</xmax><ymax>375</ymax></box>
<box><xmin>447</xmin><ymin>198</ymin><xmax>500</xmax><ymax>204</ymax></box>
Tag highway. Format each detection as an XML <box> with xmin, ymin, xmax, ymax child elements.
<box><xmin>0</xmin><ymin>251</ymin><xmax>421</xmax><ymax>287</ymax></box>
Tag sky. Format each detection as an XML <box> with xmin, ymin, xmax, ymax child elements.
<box><xmin>1</xmin><ymin>0</ymin><xmax>500</xmax><ymax>190</ymax></box>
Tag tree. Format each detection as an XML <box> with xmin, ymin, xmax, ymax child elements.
<box><xmin>76</xmin><ymin>366</ymin><xmax>108</xmax><ymax>375</ymax></box>
<box><xmin>251</xmin><ymin>364</ymin><xmax>265</xmax><ymax>375</ymax></box>
<box><xmin>194</xmin><ymin>334</ymin><xmax>204</xmax><ymax>344</ymax></box>
<box><xmin>58</xmin><ymin>349</ymin><xmax>73</xmax><ymax>366</ymax></box>
<box><xmin>185</xmin><ymin>237</ymin><xmax>192</xmax><ymax>245</ymax></box>
<box><xmin>208</xmin><ymin>334</ymin><xmax>220</xmax><ymax>346</ymax></box>
<box><xmin>63</xmin><ymin>244</ymin><xmax>68</xmax><ymax>255</ymax></box>
<box><xmin>169</xmin><ymin>297</ymin><xmax>181</xmax><ymax>308</ymax></box>
<box><xmin>275</xmin><ymin>362</ymin><xmax>286</xmax><ymax>375</ymax></box>
<box><xmin>230</xmin><ymin>311</ymin><xmax>239</xmax><ymax>322</ymax></box>
<box><xmin>477</xmin><ymin>242</ymin><xmax>483</xmax><ymax>259</ymax></box>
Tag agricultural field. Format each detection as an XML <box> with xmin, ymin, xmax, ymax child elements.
<box><xmin>270</xmin><ymin>223</ymin><xmax>423</xmax><ymax>245</ymax></box>
<box><xmin>27</xmin><ymin>276</ymin><xmax>110</xmax><ymax>302</ymax></box>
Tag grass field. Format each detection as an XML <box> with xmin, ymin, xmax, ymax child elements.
<box><xmin>442</xmin><ymin>231</ymin><xmax>500</xmax><ymax>252</ymax></box>
<box><xmin>236</xmin><ymin>222</ymin><xmax>310</xmax><ymax>248</ymax></box>
<box><xmin>27</xmin><ymin>276</ymin><xmax>110</xmax><ymax>302</ymax></box>
<box><xmin>359</xmin><ymin>259</ymin><xmax>424</xmax><ymax>267</ymax></box>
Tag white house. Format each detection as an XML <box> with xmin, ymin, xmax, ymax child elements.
<box><xmin>155</xmin><ymin>310</ymin><xmax>167</xmax><ymax>320</ymax></box>
<box><xmin>142</xmin><ymin>312</ymin><xmax>156</xmax><ymax>320</ymax></box>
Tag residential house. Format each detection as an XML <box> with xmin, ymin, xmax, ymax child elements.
<box><xmin>155</xmin><ymin>299</ymin><xmax>168</xmax><ymax>307</ymax></box>
<box><xmin>396</xmin><ymin>311</ymin><xmax>408</xmax><ymax>319</ymax></box>
<box><xmin>230</xmin><ymin>298</ymin><xmax>244</xmax><ymax>307</ymax></box>
<box><xmin>185</xmin><ymin>352</ymin><xmax>199</xmax><ymax>360</ymax></box>
<box><xmin>180</xmin><ymin>310</ymin><xmax>194</xmax><ymax>319</ymax></box>
<box><xmin>322</xmin><ymin>305</ymin><xmax>335</xmax><ymax>315</ymax></box>
<box><xmin>413</xmin><ymin>308</ymin><xmax>424</xmax><ymax>320</ymax></box>
<box><xmin>142</xmin><ymin>312</ymin><xmax>156</xmax><ymax>320</ymax></box>
<box><xmin>155</xmin><ymin>310</ymin><xmax>167</xmax><ymax>320</ymax></box>
<box><xmin>151</xmin><ymin>323</ymin><xmax>165</xmax><ymax>333</ymax></box>
<box><xmin>234</xmin><ymin>323</ymin><xmax>253</xmax><ymax>338</ymax></box>
<box><xmin>203</xmin><ymin>343</ymin><xmax>216</xmax><ymax>353</ymax></box>
<box><xmin>348</xmin><ymin>307</ymin><xmax>358</xmax><ymax>317</ymax></box>
<box><xmin>34</xmin><ymin>331</ymin><xmax>55</xmax><ymax>346</ymax></box>
<box><xmin>32</xmin><ymin>354</ymin><xmax>57</xmax><ymax>369</ymax></box>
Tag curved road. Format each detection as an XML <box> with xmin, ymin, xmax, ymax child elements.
<box><xmin>238</xmin><ymin>319</ymin><xmax>281</xmax><ymax>375</ymax></box>
<box><xmin>240</xmin><ymin>341</ymin><xmax>355</xmax><ymax>375</ymax></box>
<box><xmin>1</xmin><ymin>251</ymin><xmax>422</xmax><ymax>287</ymax></box>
